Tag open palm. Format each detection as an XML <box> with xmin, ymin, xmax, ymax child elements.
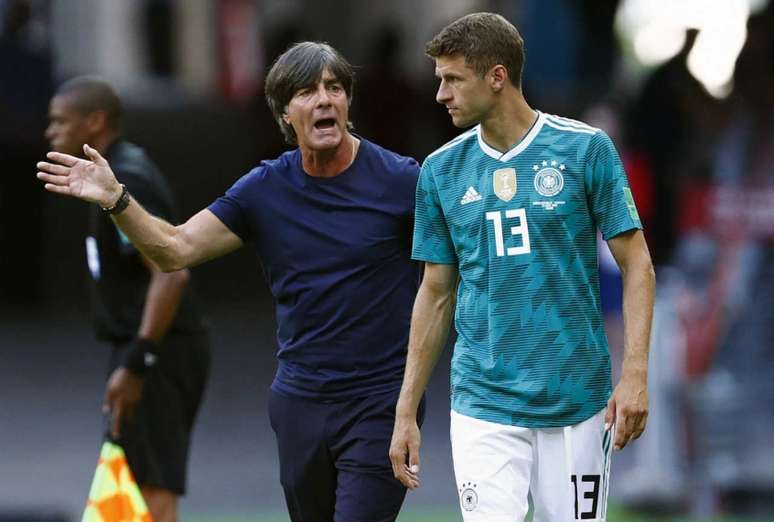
<box><xmin>37</xmin><ymin>144</ymin><xmax>120</xmax><ymax>207</ymax></box>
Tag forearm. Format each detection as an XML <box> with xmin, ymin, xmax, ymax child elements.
<box><xmin>111</xmin><ymin>197</ymin><xmax>189</xmax><ymax>271</ymax></box>
<box><xmin>137</xmin><ymin>268</ymin><xmax>190</xmax><ymax>343</ymax></box>
<box><xmin>620</xmin><ymin>260</ymin><xmax>656</xmax><ymax>379</ymax></box>
<box><xmin>396</xmin><ymin>282</ymin><xmax>455</xmax><ymax>417</ymax></box>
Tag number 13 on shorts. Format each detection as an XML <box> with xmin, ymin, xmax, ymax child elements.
<box><xmin>450</xmin><ymin>408</ymin><xmax>612</xmax><ymax>521</ymax></box>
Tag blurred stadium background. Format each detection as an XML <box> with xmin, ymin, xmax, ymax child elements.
<box><xmin>2</xmin><ymin>0</ymin><xmax>774</xmax><ymax>520</ymax></box>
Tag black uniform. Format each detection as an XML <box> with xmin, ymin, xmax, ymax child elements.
<box><xmin>87</xmin><ymin>140</ymin><xmax>210</xmax><ymax>495</ymax></box>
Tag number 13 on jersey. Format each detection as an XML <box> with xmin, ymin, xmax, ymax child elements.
<box><xmin>485</xmin><ymin>209</ymin><xmax>531</xmax><ymax>257</ymax></box>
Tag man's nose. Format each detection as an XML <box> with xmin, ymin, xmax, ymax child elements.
<box><xmin>315</xmin><ymin>86</ymin><xmax>332</xmax><ymax>106</ymax></box>
<box><xmin>436</xmin><ymin>82</ymin><xmax>450</xmax><ymax>104</ymax></box>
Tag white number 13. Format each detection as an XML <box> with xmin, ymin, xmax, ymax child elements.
<box><xmin>485</xmin><ymin>209</ymin><xmax>531</xmax><ymax>257</ymax></box>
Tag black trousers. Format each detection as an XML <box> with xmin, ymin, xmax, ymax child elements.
<box><xmin>269</xmin><ymin>388</ymin><xmax>425</xmax><ymax>522</ymax></box>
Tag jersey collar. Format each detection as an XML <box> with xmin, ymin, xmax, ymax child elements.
<box><xmin>476</xmin><ymin>110</ymin><xmax>545</xmax><ymax>162</ymax></box>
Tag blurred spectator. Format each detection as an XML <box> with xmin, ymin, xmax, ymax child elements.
<box><xmin>684</xmin><ymin>5</ymin><xmax>774</xmax><ymax>516</ymax></box>
<box><xmin>246</xmin><ymin>20</ymin><xmax>307</xmax><ymax>164</ymax></box>
<box><xmin>144</xmin><ymin>0</ymin><xmax>175</xmax><ymax>77</ymax></box>
<box><xmin>621</xmin><ymin>6</ymin><xmax>774</xmax><ymax>517</ymax></box>
<box><xmin>576</xmin><ymin>0</ymin><xmax>621</xmax><ymax>108</ymax></box>
<box><xmin>627</xmin><ymin>28</ymin><xmax>718</xmax><ymax>266</ymax></box>
<box><xmin>0</xmin><ymin>0</ymin><xmax>52</xmax><ymax>303</ymax></box>
<box><xmin>351</xmin><ymin>24</ymin><xmax>421</xmax><ymax>158</ymax></box>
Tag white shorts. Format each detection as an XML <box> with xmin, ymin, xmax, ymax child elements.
<box><xmin>450</xmin><ymin>408</ymin><xmax>612</xmax><ymax>522</ymax></box>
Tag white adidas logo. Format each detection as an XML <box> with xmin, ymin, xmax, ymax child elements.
<box><xmin>460</xmin><ymin>186</ymin><xmax>482</xmax><ymax>205</ymax></box>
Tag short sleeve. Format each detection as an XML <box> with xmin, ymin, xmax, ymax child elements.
<box><xmin>401</xmin><ymin>157</ymin><xmax>421</xmax><ymax>215</ymax></box>
<box><xmin>584</xmin><ymin>131</ymin><xmax>643</xmax><ymax>240</ymax></box>
<box><xmin>411</xmin><ymin>161</ymin><xmax>457</xmax><ymax>264</ymax></box>
<box><xmin>116</xmin><ymin>170</ymin><xmax>172</xmax><ymax>255</ymax></box>
<box><xmin>121</xmin><ymin>171</ymin><xmax>171</xmax><ymax>222</ymax></box>
<box><xmin>207</xmin><ymin>170</ymin><xmax>256</xmax><ymax>242</ymax></box>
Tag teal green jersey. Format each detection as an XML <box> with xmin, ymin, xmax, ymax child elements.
<box><xmin>413</xmin><ymin>111</ymin><xmax>642</xmax><ymax>428</ymax></box>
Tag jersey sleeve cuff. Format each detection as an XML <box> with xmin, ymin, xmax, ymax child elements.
<box><xmin>602</xmin><ymin>223</ymin><xmax>643</xmax><ymax>241</ymax></box>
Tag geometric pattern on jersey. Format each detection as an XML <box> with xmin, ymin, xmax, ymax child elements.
<box><xmin>413</xmin><ymin>111</ymin><xmax>642</xmax><ymax>428</ymax></box>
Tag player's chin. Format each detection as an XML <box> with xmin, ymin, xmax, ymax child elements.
<box><xmin>450</xmin><ymin>114</ymin><xmax>474</xmax><ymax>128</ymax></box>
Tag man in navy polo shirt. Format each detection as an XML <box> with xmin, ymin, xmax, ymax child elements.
<box><xmin>38</xmin><ymin>42</ymin><xmax>422</xmax><ymax>522</ymax></box>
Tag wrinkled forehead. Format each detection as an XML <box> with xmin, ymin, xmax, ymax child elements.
<box><xmin>293</xmin><ymin>66</ymin><xmax>342</xmax><ymax>93</ymax></box>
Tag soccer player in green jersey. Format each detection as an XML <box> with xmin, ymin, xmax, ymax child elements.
<box><xmin>389</xmin><ymin>12</ymin><xmax>655</xmax><ymax>521</ymax></box>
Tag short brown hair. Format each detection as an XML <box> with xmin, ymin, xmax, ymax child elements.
<box><xmin>265</xmin><ymin>41</ymin><xmax>355</xmax><ymax>145</ymax></box>
<box><xmin>426</xmin><ymin>12</ymin><xmax>525</xmax><ymax>88</ymax></box>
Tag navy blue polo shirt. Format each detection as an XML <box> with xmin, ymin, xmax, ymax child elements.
<box><xmin>208</xmin><ymin>139</ymin><xmax>420</xmax><ymax>399</ymax></box>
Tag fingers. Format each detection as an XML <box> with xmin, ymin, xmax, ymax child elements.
<box><xmin>389</xmin><ymin>429</ymin><xmax>403</xmax><ymax>475</ymax></box>
<box><xmin>408</xmin><ymin>438</ymin><xmax>421</xmax><ymax>480</ymax></box>
<box><xmin>102</xmin><ymin>386</ymin><xmax>111</xmax><ymax>414</ymax></box>
<box><xmin>37</xmin><ymin>172</ymin><xmax>68</xmax><ymax>186</ymax></box>
<box><xmin>37</xmin><ymin>161</ymin><xmax>70</xmax><ymax>176</ymax></box>
<box><xmin>84</xmin><ymin>144</ymin><xmax>107</xmax><ymax>166</ymax></box>
<box><xmin>613</xmin><ymin>415</ymin><xmax>627</xmax><ymax>450</ymax></box>
<box><xmin>604</xmin><ymin>397</ymin><xmax>615</xmax><ymax>431</ymax></box>
<box><xmin>42</xmin><ymin>183</ymin><xmax>73</xmax><ymax>196</ymax></box>
<box><xmin>46</xmin><ymin>151</ymin><xmax>79</xmax><ymax>167</ymax></box>
<box><xmin>613</xmin><ymin>403</ymin><xmax>635</xmax><ymax>450</ymax></box>
<box><xmin>403</xmin><ymin>463</ymin><xmax>420</xmax><ymax>490</ymax></box>
<box><xmin>398</xmin><ymin>464</ymin><xmax>419</xmax><ymax>490</ymax></box>
<box><xmin>632</xmin><ymin>410</ymin><xmax>648</xmax><ymax>441</ymax></box>
<box><xmin>389</xmin><ymin>437</ymin><xmax>420</xmax><ymax>489</ymax></box>
<box><xmin>389</xmin><ymin>444</ymin><xmax>414</xmax><ymax>489</ymax></box>
<box><xmin>103</xmin><ymin>386</ymin><xmax>121</xmax><ymax>438</ymax></box>
<box><xmin>613</xmin><ymin>408</ymin><xmax>647</xmax><ymax>450</ymax></box>
<box><xmin>111</xmin><ymin>403</ymin><xmax>123</xmax><ymax>439</ymax></box>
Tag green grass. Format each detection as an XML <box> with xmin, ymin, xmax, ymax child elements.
<box><xmin>188</xmin><ymin>510</ymin><xmax>461</xmax><ymax>522</ymax></box>
<box><xmin>188</xmin><ymin>504</ymin><xmax>769</xmax><ymax>521</ymax></box>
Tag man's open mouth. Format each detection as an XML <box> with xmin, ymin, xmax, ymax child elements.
<box><xmin>314</xmin><ymin>118</ymin><xmax>336</xmax><ymax>130</ymax></box>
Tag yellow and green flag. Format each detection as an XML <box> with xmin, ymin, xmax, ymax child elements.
<box><xmin>82</xmin><ymin>441</ymin><xmax>152</xmax><ymax>522</ymax></box>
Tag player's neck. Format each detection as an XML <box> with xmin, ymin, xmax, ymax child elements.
<box><xmin>301</xmin><ymin>134</ymin><xmax>360</xmax><ymax>178</ymax></box>
<box><xmin>479</xmin><ymin>96</ymin><xmax>537</xmax><ymax>154</ymax></box>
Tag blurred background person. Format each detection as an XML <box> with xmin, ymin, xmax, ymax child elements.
<box><xmin>44</xmin><ymin>76</ymin><xmax>210</xmax><ymax>522</ymax></box>
<box><xmin>0</xmin><ymin>0</ymin><xmax>52</xmax><ymax>303</ymax></box>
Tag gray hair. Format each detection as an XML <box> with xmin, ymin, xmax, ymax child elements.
<box><xmin>265</xmin><ymin>41</ymin><xmax>355</xmax><ymax>144</ymax></box>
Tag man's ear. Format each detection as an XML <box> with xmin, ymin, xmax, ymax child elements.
<box><xmin>282</xmin><ymin>111</ymin><xmax>290</xmax><ymax>124</ymax></box>
<box><xmin>489</xmin><ymin>64</ymin><xmax>508</xmax><ymax>92</ymax></box>
<box><xmin>85</xmin><ymin>110</ymin><xmax>108</xmax><ymax>133</ymax></box>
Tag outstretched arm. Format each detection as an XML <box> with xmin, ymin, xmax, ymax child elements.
<box><xmin>37</xmin><ymin>144</ymin><xmax>242</xmax><ymax>270</ymax></box>
<box><xmin>605</xmin><ymin>229</ymin><xmax>655</xmax><ymax>450</ymax></box>
<box><xmin>389</xmin><ymin>262</ymin><xmax>458</xmax><ymax>490</ymax></box>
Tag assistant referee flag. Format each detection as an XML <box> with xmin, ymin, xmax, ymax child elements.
<box><xmin>82</xmin><ymin>441</ymin><xmax>151</xmax><ymax>522</ymax></box>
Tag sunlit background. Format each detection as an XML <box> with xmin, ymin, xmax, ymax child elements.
<box><xmin>2</xmin><ymin>0</ymin><xmax>774</xmax><ymax>520</ymax></box>
<box><xmin>617</xmin><ymin>0</ymin><xmax>768</xmax><ymax>97</ymax></box>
